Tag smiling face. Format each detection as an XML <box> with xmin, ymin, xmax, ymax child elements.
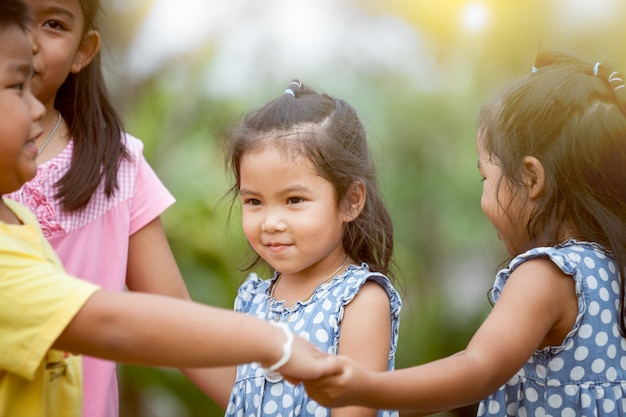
<box><xmin>477</xmin><ymin>132</ymin><xmax>532</xmax><ymax>257</ymax></box>
<box><xmin>0</xmin><ymin>24</ymin><xmax>45</xmax><ymax>195</ymax></box>
<box><xmin>239</xmin><ymin>145</ymin><xmax>350</xmax><ymax>281</ymax></box>
<box><xmin>26</xmin><ymin>0</ymin><xmax>99</xmax><ymax>109</ymax></box>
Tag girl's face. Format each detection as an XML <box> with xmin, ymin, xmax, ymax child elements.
<box><xmin>239</xmin><ymin>146</ymin><xmax>349</xmax><ymax>281</ymax></box>
<box><xmin>477</xmin><ymin>133</ymin><xmax>531</xmax><ymax>256</ymax></box>
<box><xmin>0</xmin><ymin>25</ymin><xmax>45</xmax><ymax>195</ymax></box>
<box><xmin>26</xmin><ymin>0</ymin><xmax>99</xmax><ymax>109</ymax></box>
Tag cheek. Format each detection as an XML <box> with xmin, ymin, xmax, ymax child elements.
<box><xmin>241</xmin><ymin>212</ymin><xmax>257</xmax><ymax>239</ymax></box>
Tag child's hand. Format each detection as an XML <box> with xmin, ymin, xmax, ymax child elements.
<box><xmin>278</xmin><ymin>334</ymin><xmax>343</xmax><ymax>383</ymax></box>
<box><xmin>302</xmin><ymin>354</ymin><xmax>369</xmax><ymax>407</ymax></box>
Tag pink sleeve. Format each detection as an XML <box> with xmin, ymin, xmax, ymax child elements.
<box><xmin>129</xmin><ymin>155</ymin><xmax>175</xmax><ymax>235</ymax></box>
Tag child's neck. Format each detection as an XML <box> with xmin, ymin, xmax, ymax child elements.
<box><xmin>0</xmin><ymin>199</ymin><xmax>21</xmax><ymax>225</ymax></box>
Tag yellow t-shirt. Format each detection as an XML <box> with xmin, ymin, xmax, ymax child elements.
<box><xmin>0</xmin><ymin>199</ymin><xmax>100</xmax><ymax>417</ymax></box>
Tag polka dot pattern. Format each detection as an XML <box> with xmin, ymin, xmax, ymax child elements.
<box><xmin>479</xmin><ymin>240</ymin><xmax>626</xmax><ymax>416</ymax></box>
<box><xmin>226</xmin><ymin>263</ymin><xmax>402</xmax><ymax>417</ymax></box>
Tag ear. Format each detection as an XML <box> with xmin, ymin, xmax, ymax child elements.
<box><xmin>343</xmin><ymin>180</ymin><xmax>366</xmax><ymax>223</ymax></box>
<box><xmin>521</xmin><ymin>156</ymin><xmax>546</xmax><ymax>200</ymax></box>
<box><xmin>70</xmin><ymin>30</ymin><xmax>101</xmax><ymax>74</ymax></box>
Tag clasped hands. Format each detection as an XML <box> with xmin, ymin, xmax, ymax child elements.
<box><xmin>276</xmin><ymin>334</ymin><xmax>373</xmax><ymax>408</ymax></box>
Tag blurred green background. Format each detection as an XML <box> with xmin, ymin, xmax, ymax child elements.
<box><xmin>97</xmin><ymin>0</ymin><xmax>626</xmax><ymax>415</ymax></box>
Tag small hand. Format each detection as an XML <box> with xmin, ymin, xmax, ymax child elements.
<box><xmin>302</xmin><ymin>355</ymin><xmax>369</xmax><ymax>408</ymax></box>
<box><xmin>277</xmin><ymin>335</ymin><xmax>343</xmax><ymax>384</ymax></box>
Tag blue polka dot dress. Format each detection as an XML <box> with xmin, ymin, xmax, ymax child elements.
<box><xmin>477</xmin><ymin>239</ymin><xmax>626</xmax><ymax>417</ymax></box>
<box><xmin>225</xmin><ymin>263</ymin><xmax>402</xmax><ymax>417</ymax></box>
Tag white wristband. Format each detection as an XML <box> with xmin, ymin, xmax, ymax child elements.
<box><xmin>264</xmin><ymin>321</ymin><xmax>294</xmax><ymax>372</ymax></box>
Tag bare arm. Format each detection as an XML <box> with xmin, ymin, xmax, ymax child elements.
<box><xmin>332</xmin><ymin>280</ymin><xmax>393</xmax><ymax>417</ymax></box>
<box><xmin>125</xmin><ymin>217</ymin><xmax>233</xmax><ymax>407</ymax></box>
<box><xmin>305</xmin><ymin>258</ymin><xmax>577</xmax><ymax>412</ymax></box>
<box><xmin>53</xmin><ymin>290</ymin><xmax>341</xmax><ymax>380</ymax></box>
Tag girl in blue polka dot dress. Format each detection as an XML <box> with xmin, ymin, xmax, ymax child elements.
<box><xmin>219</xmin><ymin>80</ymin><xmax>402</xmax><ymax>417</ymax></box>
<box><xmin>303</xmin><ymin>50</ymin><xmax>626</xmax><ymax>417</ymax></box>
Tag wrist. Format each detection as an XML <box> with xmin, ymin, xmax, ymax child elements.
<box><xmin>262</xmin><ymin>321</ymin><xmax>294</xmax><ymax>372</ymax></box>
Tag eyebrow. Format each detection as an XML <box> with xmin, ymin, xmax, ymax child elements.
<box><xmin>239</xmin><ymin>185</ymin><xmax>311</xmax><ymax>195</ymax></box>
<box><xmin>10</xmin><ymin>62</ymin><xmax>34</xmax><ymax>78</ymax></box>
<box><xmin>36</xmin><ymin>5</ymin><xmax>77</xmax><ymax>22</ymax></box>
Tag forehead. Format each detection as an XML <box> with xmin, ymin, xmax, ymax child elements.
<box><xmin>27</xmin><ymin>0</ymin><xmax>85</xmax><ymax>23</ymax></box>
<box><xmin>0</xmin><ymin>25</ymin><xmax>33</xmax><ymax>71</ymax></box>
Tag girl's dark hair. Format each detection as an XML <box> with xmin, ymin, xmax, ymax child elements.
<box><xmin>0</xmin><ymin>0</ymin><xmax>31</xmax><ymax>31</ymax></box>
<box><xmin>222</xmin><ymin>80</ymin><xmax>394</xmax><ymax>277</ymax></box>
<box><xmin>54</xmin><ymin>0</ymin><xmax>128</xmax><ymax>211</ymax></box>
<box><xmin>479</xmin><ymin>50</ymin><xmax>626</xmax><ymax>335</ymax></box>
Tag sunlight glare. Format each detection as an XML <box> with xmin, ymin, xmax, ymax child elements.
<box><xmin>462</xmin><ymin>3</ymin><xmax>488</xmax><ymax>31</ymax></box>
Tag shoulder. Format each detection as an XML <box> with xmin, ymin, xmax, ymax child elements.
<box><xmin>492</xmin><ymin>240</ymin><xmax>609</xmax><ymax>302</ymax></box>
<box><xmin>345</xmin><ymin>264</ymin><xmax>401</xmax><ymax>308</ymax></box>
<box><xmin>234</xmin><ymin>272</ymin><xmax>273</xmax><ymax>310</ymax></box>
<box><xmin>2</xmin><ymin>199</ymin><xmax>39</xmax><ymax>226</ymax></box>
<box><xmin>121</xmin><ymin>133</ymin><xmax>145</xmax><ymax>157</ymax></box>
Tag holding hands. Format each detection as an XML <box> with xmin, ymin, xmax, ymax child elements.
<box><xmin>274</xmin><ymin>329</ymin><xmax>345</xmax><ymax>383</ymax></box>
<box><xmin>300</xmin><ymin>355</ymin><xmax>369</xmax><ymax>408</ymax></box>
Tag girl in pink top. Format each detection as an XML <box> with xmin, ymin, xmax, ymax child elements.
<box><xmin>6</xmin><ymin>0</ymin><xmax>230</xmax><ymax>415</ymax></box>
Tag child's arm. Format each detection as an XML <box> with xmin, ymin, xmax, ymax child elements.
<box><xmin>52</xmin><ymin>289</ymin><xmax>341</xmax><ymax>381</ymax></box>
<box><xmin>305</xmin><ymin>257</ymin><xmax>577</xmax><ymax>413</ymax></box>
<box><xmin>332</xmin><ymin>280</ymin><xmax>393</xmax><ymax>417</ymax></box>
<box><xmin>125</xmin><ymin>217</ymin><xmax>235</xmax><ymax>407</ymax></box>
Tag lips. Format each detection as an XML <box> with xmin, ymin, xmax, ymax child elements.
<box><xmin>264</xmin><ymin>242</ymin><xmax>291</xmax><ymax>253</ymax></box>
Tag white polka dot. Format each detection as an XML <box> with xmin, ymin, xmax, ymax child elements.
<box><xmin>548</xmin><ymin>378</ymin><xmax>562</xmax><ymax>388</ymax></box>
<box><xmin>549</xmin><ymin>358</ymin><xmax>565</xmax><ymax>372</ymax></box>
<box><xmin>488</xmin><ymin>400</ymin><xmax>500</xmax><ymax>414</ymax></box>
<box><xmin>588</xmin><ymin>301</ymin><xmax>600</xmax><ymax>316</ymax></box>
<box><xmin>563</xmin><ymin>385</ymin><xmax>578</xmax><ymax>396</ymax></box>
<box><xmin>536</xmin><ymin>364</ymin><xmax>546</xmax><ymax>378</ymax></box>
<box><xmin>294</xmin><ymin>318</ymin><xmax>305</xmax><ymax>331</ymax></box>
<box><xmin>270</xmin><ymin>383</ymin><xmax>283</xmax><ymax>396</ymax></box>
<box><xmin>506</xmin><ymin>403</ymin><xmax>517</xmax><ymax>415</ymax></box>
<box><xmin>548</xmin><ymin>393</ymin><xmax>563</xmax><ymax>408</ymax></box>
<box><xmin>313</xmin><ymin>312</ymin><xmax>324</xmax><ymax>324</ymax></box>
<box><xmin>601</xmin><ymin>309</ymin><xmax>613</xmax><ymax>324</ymax></box>
<box><xmin>600</xmin><ymin>287</ymin><xmax>610</xmax><ymax>301</ymax></box>
<box><xmin>579</xmin><ymin>324</ymin><xmax>593</xmax><ymax>338</ymax></box>
<box><xmin>587</xmin><ymin>275</ymin><xmax>599</xmax><ymax>290</ymax></box>
<box><xmin>281</xmin><ymin>394</ymin><xmax>293</xmax><ymax>408</ymax></box>
<box><xmin>315</xmin><ymin>329</ymin><xmax>329</xmax><ymax>343</ymax></box>
<box><xmin>599</xmin><ymin>267</ymin><xmax>609</xmax><ymax>281</ymax></box>
<box><xmin>596</xmin><ymin>332</ymin><xmax>609</xmax><ymax>346</ymax></box>
<box><xmin>584</xmin><ymin>256</ymin><xmax>595</xmax><ymax>268</ymax></box>
<box><xmin>581</xmin><ymin>392</ymin><xmax>592</xmax><ymax>407</ymax></box>
<box><xmin>263</xmin><ymin>400</ymin><xmax>278</xmax><ymax>414</ymax></box>
<box><xmin>526</xmin><ymin>387</ymin><xmax>539</xmax><ymax>402</ymax></box>
<box><xmin>603</xmin><ymin>399</ymin><xmax>616</xmax><ymax>413</ymax></box>
<box><xmin>608</xmin><ymin>344</ymin><xmax>617</xmax><ymax>358</ymax></box>
<box><xmin>570</xmin><ymin>366</ymin><xmax>586</xmax><ymax>380</ymax></box>
<box><xmin>606</xmin><ymin>367</ymin><xmax>618</xmax><ymax>381</ymax></box>
<box><xmin>591</xmin><ymin>358</ymin><xmax>606</xmax><ymax>373</ymax></box>
<box><xmin>568</xmin><ymin>252</ymin><xmax>581</xmax><ymax>261</ymax></box>
<box><xmin>561</xmin><ymin>407</ymin><xmax>576</xmax><ymax>417</ymax></box>
<box><xmin>534</xmin><ymin>407</ymin><xmax>545</xmax><ymax>417</ymax></box>
<box><xmin>612</xmin><ymin>280</ymin><xmax>620</xmax><ymax>295</ymax></box>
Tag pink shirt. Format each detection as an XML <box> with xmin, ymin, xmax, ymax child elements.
<box><xmin>6</xmin><ymin>135</ymin><xmax>175</xmax><ymax>417</ymax></box>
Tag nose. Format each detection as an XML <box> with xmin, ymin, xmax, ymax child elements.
<box><xmin>28</xmin><ymin>91</ymin><xmax>45</xmax><ymax>129</ymax></box>
<box><xmin>28</xmin><ymin>29</ymin><xmax>39</xmax><ymax>55</ymax></box>
<box><xmin>261</xmin><ymin>210</ymin><xmax>287</xmax><ymax>233</ymax></box>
